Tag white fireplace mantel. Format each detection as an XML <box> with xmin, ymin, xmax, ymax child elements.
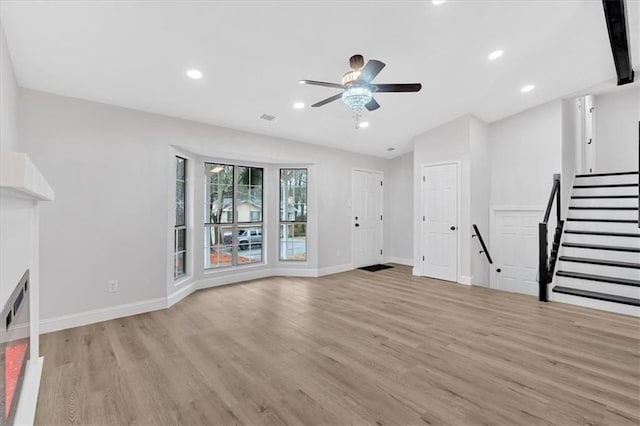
<box><xmin>0</xmin><ymin>152</ymin><xmax>54</xmax><ymax>201</ymax></box>
<box><xmin>0</xmin><ymin>151</ymin><xmax>53</xmax><ymax>426</ymax></box>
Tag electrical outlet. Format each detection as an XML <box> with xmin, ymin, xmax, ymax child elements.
<box><xmin>108</xmin><ymin>280</ymin><xmax>119</xmax><ymax>293</ymax></box>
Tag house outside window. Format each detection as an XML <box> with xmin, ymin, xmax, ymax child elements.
<box><xmin>279</xmin><ymin>168</ymin><xmax>307</xmax><ymax>261</ymax></box>
<box><xmin>174</xmin><ymin>156</ymin><xmax>187</xmax><ymax>279</ymax></box>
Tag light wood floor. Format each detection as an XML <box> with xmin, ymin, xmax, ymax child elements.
<box><xmin>36</xmin><ymin>265</ymin><xmax>640</xmax><ymax>425</ymax></box>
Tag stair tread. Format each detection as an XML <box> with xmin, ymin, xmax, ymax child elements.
<box><xmin>558</xmin><ymin>256</ymin><xmax>640</xmax><ymax>269</ymax></box>
<box><xmin>569</xmin><ymin>206</ymin><xmax>637</xmax><ymax>210</ymax></box>
<box><xmin>564</xmin><ymin>230</ymin><xmax>640</xmax><ymax>238</ymax></box>
<box><xmin>573</xmin><ymin>183</ymin><xmax>638</xmax><ymax>188</ymax></box>
<box><xmin>556</xmin><ymin>270</ymin><xmax>640</xmax><ymax>286</ymax></box>
<box><xmin>562</xmin><ymin>242</ymin><xmax>640</xmax><ymax>253</ymax></box>
<box><xmin>552</xmin><ymin>286</ymin><xmax>640</xmax><ymax>306</ymax></box>
<box><xmin>572</xmin><ymin>195</ymin><xmax>638</xmax><ymax>199</ymax></box>
<box><xmin>575</xmin><ymin>171</ymin><xmax>639</xmax><ymax>178</ymax></box>
<box><xmin>566</xmin><ymin>218</ymin><xmax>638</xmax><ymax>223</ymax></box>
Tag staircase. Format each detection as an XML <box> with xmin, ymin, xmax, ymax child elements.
<box><xmin>551</xmin><ymin>171</ymin><xmax>640</xmax><ymax>316</ymax></box>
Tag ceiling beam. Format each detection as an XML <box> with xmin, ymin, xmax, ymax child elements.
<box><xmin>602</xmin><ymin>0</ymin><xmax>635</xmax><ymax>85</ymax></box>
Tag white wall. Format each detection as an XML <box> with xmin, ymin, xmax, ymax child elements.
<box><xmin>412</xmin><ymin>115</ymin><xmax>472</xmax><ymax>283</ymax></box>
<box><xmin>562</xmin><ymin>98</ymin><xmax>580</xmax><ymax>216</ymax></box>
<box><xmin>469</xmin><ymin>116</ymin><xmax>490</xmax><ymax>286</ymax></box>
<box><xmin>0</xmin><ymin>23</ymin><xmax>19</xmax><ymax>152</ymax></box>
<box><xmin>384</xmin><ymin>151</ymin><xmax>413</xmax><ymax>264</ymax></box>
<box><xmin>594</xmin><ymin>87</ymin><xmax>640</xmax><ymax>172</ymax></box>
<box><xmin>489</xmin><ymin>100</ymin><xmax>563</xmax><ymax>208</ymax></box>
<box><xmin>18</xmin><ymin>89</ymin><xmax>390</xmax><ymax>322</ymax></box>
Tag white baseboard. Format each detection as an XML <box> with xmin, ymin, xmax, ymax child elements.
<box><xmin>412</xmin><ymin>266</ymin><xmax>421</xmax><ymax>276</ymax></box>
<box><xmin>317</xmin><ymin>263</ymin><xmax>353</xmax><ymax>277</ymax></box>
<box><xmin>458</xmin><ymin>275</ymin><xmax>472</xmax><ymax>285</ymax></box>
<box><xmin>167</xmin><ymin>282</ymin><xmax>196</xmax><ymax>308</ymax></box>
<box><xmin>14</xmin><ymin>356</ymin><xmax>44</xmax><ymax>426</ymax></box>
<box><xmin>384</xmin><ymin>257</ymin><xmax>413</xmax><ymax>266</ymax></box>
<box><xmin>38</xmin><ymin>262</ymin><xmax>363</xmax><ymax>334</ymax></box>
<box><xmin>198</xmin><ymin>267</ymin><xmax>272</xmax><ymax>290</ymax></box>
<box><xmin>40</xmin><ymin>296</ymin><xmax>166</xmax><ymax>334</ymax></box>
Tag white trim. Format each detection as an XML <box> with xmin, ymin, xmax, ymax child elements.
<box><xmin>272</xmin><ymin>267</ymin><xmax>318</xmax><ymax>277</ymax></box>
<box><xmin>40</xmin><ymin>297</ymin><xmax>167</xmax><ymax>334</ymax></box>
<box><xmin>384</xmin><ymin>257</ymin><xmax>413</xmax><ymax>266</ymax></box>
<box><xmin>197</xmin><ymin>267</ymin><xmax>272</xmax><ymax>290</ymax></box>
<box><xmin>167</xmin><ymin>281</ymin><xmax>196</xmax><ymax>307</ymax></box>
<box><xmin>14</xmin><ymin>356</ymin><xmax>44</xmax><ymax>426</ymax></box>
<box><xmin>458</xmin><ymin>275</ymin><xmax>472</xmax><ymax>285</ymax></box>
<box><xmin>420</xmin><ymin>160</ymin><xmax>462</xmax><ymax>281</ymax></box>
<box><xmin>317</xmin><ymin>263</ymin><xmax>354</xmax><ymax>276</ymax></box>
<box><xmin>351</xmin><ymin>168</ymin><xmax>384</xmax><ymax>268</ymax></box>
<box><xmin>0</xmin><ymin>152</ymin><xmax>55</xmax><ymax>201</ymax></box>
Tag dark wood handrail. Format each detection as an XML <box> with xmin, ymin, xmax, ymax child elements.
<box><xmin>472</xmin><ymin>224</ymin><xmax>493</xmax><ymax>264</ymax></box>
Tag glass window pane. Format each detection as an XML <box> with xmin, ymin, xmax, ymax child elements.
<box><xmin>176</xmin><ymin>228</ymin><xmax>186</xmax><ymax>252</ymax></box>
<box><xmin>176</xmin><ymin>157</ymin><xmax>185</xmax><ymax>180</ymax></box>
<box><xmin>174</xmin><ymin>252</ymin><xmax>186</xmax><ymax>278</ymax></box>
<box><xmin>176</xmin><ymin>181</ymin><xmax>185</xmax><ymax>226</ymax></box>
<box><xmin>237</xmin><ymin>225</ymin><xmax>262</xmax><ymax>264</ymax></box>
<box><xmin>280</xmin><ymin>169</ymin><xmax>307</xmax><ymax>222</ymax></box>
<box><xmin>204</xmin><ymin>225</ymin><xmax>233</xmax><ymax>269</ymax></box>
<box><xmin>205</xmin><ymin>163</ymin><xmax>234</xmax><ymax>224</ymax></box>
<box><xmin>238</xmin><ymin>166</ymin><xmax>263</xmax><ymax>223</ymax></box>
<box><xmin>280</xmin><ymin>223</ymin><xmax>306</xmax><ymax>261</ymax></box>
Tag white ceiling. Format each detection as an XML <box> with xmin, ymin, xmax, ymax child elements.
<box><xmin>1</xmin><ymin>0</ymin><xmax>638</xmax><ymax>159</ymax></box>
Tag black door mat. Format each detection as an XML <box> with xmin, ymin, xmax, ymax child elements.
<box><xmin>359</xmin><ymin>264</ymin><xmax>394</xmax><ymax>272</ymax></box>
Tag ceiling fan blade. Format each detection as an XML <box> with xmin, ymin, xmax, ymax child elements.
<box><xmin>374</xmin><ymin>83</ymin><xmax>422</xmax><ymax>92</ymax></box>
<box><xmin>358</xmin><ymin>60</ymin><xmax>386</xmax><ymax>83</ymax></box>
<box><xmin>299</xmin><ymin>80</ymin><xmax>345</xmax><ymax>90</ymax></box>
<box><xmin>365</xmin><ymin>98</ymin><xmax>380</xmax><ymax>111</ymax></box>
<box><xmin>312</xmin><ymin>93</ymin><xmax>343</xmax><ymax>107</ymax></box>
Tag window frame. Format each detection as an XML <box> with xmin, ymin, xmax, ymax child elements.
<box><xmin>174</xmin><ymin>156</ymin><xmax>187</xmax><ymax>279</ymax></box>
<box><xmin>204</xmin><ymin>162</ymin><xmax>264</xmax><ymax>269</ymax></box>
<box><xmin>279</xmin><ymin>168</ymin><xmax>308</xmax><ymax>262</ymax></box>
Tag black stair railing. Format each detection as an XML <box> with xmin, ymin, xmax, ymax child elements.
<box><xmin>472</xmin><ymin>224</ymin><xmax>493</xmax><ymax>264</ymax></box>
<box><xmin>538</xmin><ymin>173</ymin><xmax>564</xmax><ymax>302</ymax></box>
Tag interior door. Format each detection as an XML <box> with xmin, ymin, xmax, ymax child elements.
<box><xmin>422</xmin><ymin>163</ymin><xmax>458</xmax><ymax>282</ymax></box>
<box><xmin>584</xmin><ymin>95</ymin><xmax>596</xmax><ymax>174</ymax></box>
<box><xmin>352</xmin><ymin>169</ymin><xmax>383</xmax><ymax>268</ymax></box>
<box><xmin>491</xmin><ymin>210</ymin><xmax>540</xmax><ymax>296</ymax></box>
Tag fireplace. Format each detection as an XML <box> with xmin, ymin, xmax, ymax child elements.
<box><xmin>0</xmin><ymin>270</ymin><xmax>30</xmax><ymax>426</ymax></box>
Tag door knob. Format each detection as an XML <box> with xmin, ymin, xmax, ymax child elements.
<box><xmin>355</xmin><ymin>223</ymin><xmax>360</xmax><ymax>227</ymax></box>
<box><xmin>450</xmin><ymin>226</ymin><xmax>456</xmax><ymax>231</ymax></box>
<box><xmin>496</xmin><ymin>268</ymin><xmax>501</xmax><ymax>273</ymax></box>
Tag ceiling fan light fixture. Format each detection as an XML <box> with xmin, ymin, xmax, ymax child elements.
<box><xmin>342</xmin><ymin>86</ymin><xmax>372</xmax><ymax>111</ymax></box>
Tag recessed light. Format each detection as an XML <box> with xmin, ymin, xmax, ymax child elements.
<box><xmin>520</xmin><ymin>84</ymin><xmax>535</xmax><ymax>93</ymax></box>
<box><xmin>432</xmin><ymin>0</ymin><xmax>446</xmax><ymax>5</ymax></box>
<box><xmin>488</xmin><ymin>50</ymin><xmax>503</xmax><ymax>60</ymax></box>
<box><xmin>293</xmin><ymin>102</ymin><xmax>305</xmax><ymax>109</ymax></box>
<box><xmin>298</xmin><ymin>80</ymin><xmax>307</xmax><ymax>85</ymax></box>
<box><xmin>358</xmin><ymin>121</ymin><xmax>370</xmax><ymax>129</ymax></box>
<box><xmin>186</xmin><ymin>69</ymin><xmax>203</xmax><ymax>80</ymax></box>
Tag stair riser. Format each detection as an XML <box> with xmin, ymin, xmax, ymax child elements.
<box><xmin>563</xmin><ymin>233</ymin><xmax>640</xmax><ymax>247</ymax></box>
<box><xmin>565</xmin><ymin>221</ymin><xmax>640</xmax><ymax>233</ymax></box>
<box><xmin>570</xmin><ymin>198</ymin><xmax>638</xmax><ymax>207</ymax></box>
<box><xmin>572</xmin><ymin>187</ymin><xmax>638</xmax><ymax>197</ymax></box>
<box><xmin>557</xmin><ymin>262</ymin><xmax>640</xmax><ymax>280</ymax></box>
<box><xmin>550</xmin><ymin>291</ymin><xmax>640</xmax><ymax>317</ymax></box>
<box><xmin>568</xmin><ymin>209</ymin><xmax>638</xmax><ymax>220</ymax></box>
<box><xmin>561</xmin><ymin>247</ymin><xmax>640</xmax><ymax>263</ymax></box>
<box><xmin>574</xmin><ymin>174</ymin><xmax>639</xmax><ymax>185</ymax></box>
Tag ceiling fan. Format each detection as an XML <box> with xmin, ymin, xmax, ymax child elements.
<box><xmin>299</xmin><ymin>54</ymin><xmax>422</xmax><ymax>122</ymax></box>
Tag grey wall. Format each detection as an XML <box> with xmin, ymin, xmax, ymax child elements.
<box><xmin>384</xmin><ymin>151</ymin><xmax>413</xmax><ymax>263</ymax></box>
<box><xmin>594</xmin><ymin>87</ymin><xmax>640</xmax><ymax>172</ymax></box>
<box><xmin>0</xmin><ymin>23</ymin><xmax>19</xmax><ymax>152</ymax></box>
<box><xmin>19</xmin><ymin>89</ymin><xmax>390</xmax><ymax>321</ymax></box>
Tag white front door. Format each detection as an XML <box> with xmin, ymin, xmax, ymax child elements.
<box><xmin>422</xmin><ymin>163</ymin><xmax>458</xmax><ymax>282</ymax></box>
<box><xmin>491</xmin><ymin>210</ymin><xmax>540</xmax><ymax>296</ymax></box>
<box><xmin>352</xmin><ymin>169</ymin><xmax>383</xmax><ymax>268</ymax></box>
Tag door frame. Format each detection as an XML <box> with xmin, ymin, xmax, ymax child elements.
<box><xmin>351</xmin><ymin>167</ymin><xmax>384</xmax><ymax>268</ymax></box>
<box><xmin>489</xmin><ymin>206</ymin><xmax>544</xmax><ymax>290</ymax></box>
<box><xmin>420</xmin><ymin>160</ymin><xmax>461</xmax><ymax>282</ymax></box>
